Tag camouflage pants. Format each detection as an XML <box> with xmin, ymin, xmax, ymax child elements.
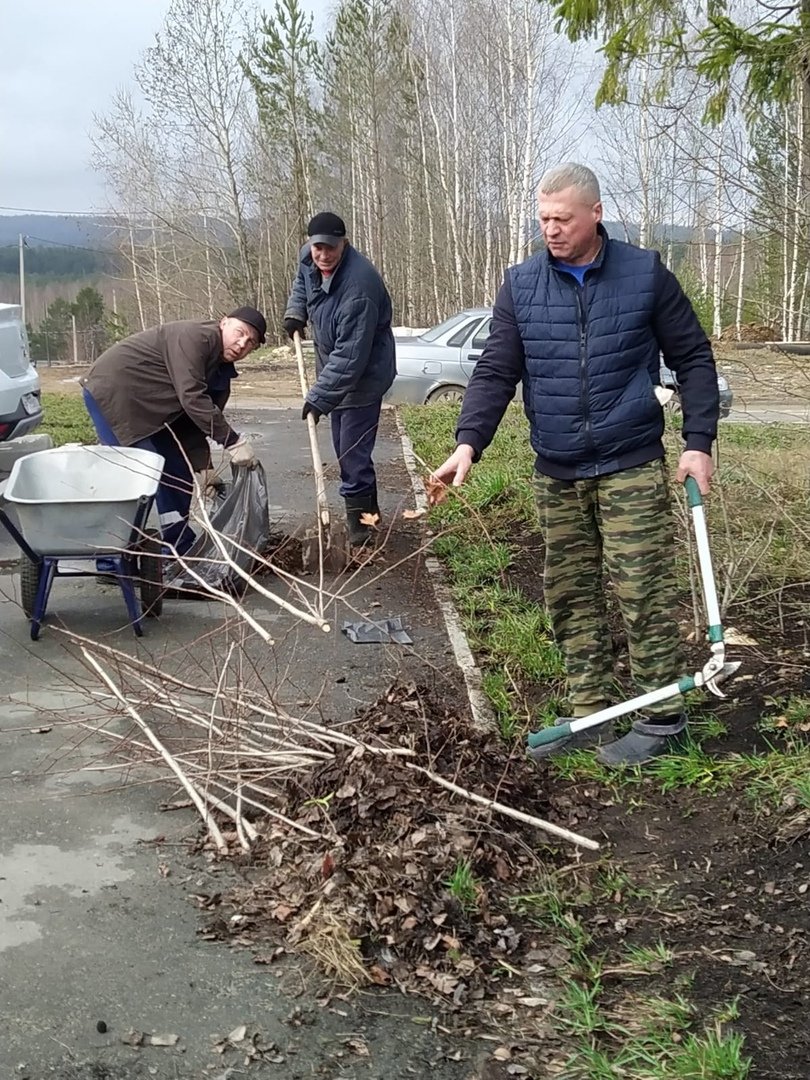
<box><xmin>533</xmin><ymin>461</ymin><xmax>684</xmax><ymax>719</ymax></box>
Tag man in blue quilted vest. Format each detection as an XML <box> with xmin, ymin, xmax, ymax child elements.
<box><xmin>430</xmin><ymin>163</ymin><xmax>719</xmax><ymax>766</ymax></box>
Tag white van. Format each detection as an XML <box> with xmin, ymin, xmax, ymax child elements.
<box><xmin>0</xmin><ymin>303</ymin><xmax>42</xmax><ymax>441</ymax></box>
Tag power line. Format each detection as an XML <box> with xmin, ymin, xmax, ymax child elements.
<box><xmin>19</xmin><ymin>235</ymin><xmax>114</xmax><ymax>255</ymax></box>
<box><xmin>0</xmin><ymin>205</ymin><xmax>108</xmax><ymax>217</ymax></box>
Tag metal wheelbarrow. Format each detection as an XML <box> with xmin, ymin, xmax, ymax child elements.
<box><xmin>0</xmin><ymin>444</ymin><xmax>166</xmax><ymax>640</ymax></box>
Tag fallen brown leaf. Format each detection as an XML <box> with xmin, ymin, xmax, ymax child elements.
<box><xmin>401</xmin><ymin>508</ymin><xmax>426</xmax><ymax>519</ymax></box>
<box><xmin>253</xmin><ymin>947</ymin><xmax>285</xmax><ymax>964</ymax></box>
<box><xmin>425</xmin><ymin>477</ymin><xmax>447</xmax><ymax>506</ymax></box>
<box><xmin>359</xmin><ymin>512</ymin><xmax>380</xmax><ymax>527</ymax></box>
<box><xmin>344</xmin><ymin>1036</ymin><xmax>370</xmax><ymax>1057</ymax></box>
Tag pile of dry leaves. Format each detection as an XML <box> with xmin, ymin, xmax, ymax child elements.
<box><xmin>717</xmin><ymin>321</ymin><xmax>777</xmax><ymax>343</ymax></box>
<box><xmin>198</xmin><ymin>684</ymin><xmax>583</xmax><ymax>1005</ymax></box>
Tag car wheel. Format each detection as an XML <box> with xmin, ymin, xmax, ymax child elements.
<box><xmin>426</xmin><ymin>385</ymin><xmax>465</xmax><ymax>404</ymax></box>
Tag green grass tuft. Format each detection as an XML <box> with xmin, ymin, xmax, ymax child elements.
<box><xmin>444</xmin><ymin>857</ymin><xmax>481</xmax><ymax>913</ymax></box>
<box><xmin>40</xmin><ymin>393</ymin><xmax>97</xmax><ymax>447</ymax></box>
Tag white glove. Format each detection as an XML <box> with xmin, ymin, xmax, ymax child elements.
<box><xmin>226</xmin><ymin>437</ymin><xmax>258</xmax><ymax>468</ymax></box>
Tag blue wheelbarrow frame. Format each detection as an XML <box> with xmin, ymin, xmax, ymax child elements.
<box><xmin>0</xmin><ymin>493</ymin><xmax>163</xmax><ymax>641</ymax></box>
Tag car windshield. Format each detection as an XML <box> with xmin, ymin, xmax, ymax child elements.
<box><xmin>420</xmin><ymin>312</ymin><xmax>471</xmax><ymax>342</ymax></box>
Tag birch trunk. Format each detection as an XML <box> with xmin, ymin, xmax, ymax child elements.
<box><xmin>783</xmin><ymin>102</ymin><xmax>791</xmax><ymax>340</ymax></box>
<box><xmin>712</xmin><ymin>161</ymin><xmax>723</xmax><ymax>339</ymax></box>
<box><xmin>129</xmin><ymin>222</ymin><xmax>146</xmax><ymax>331</ymax></box>
<box><xmin>151</xmin><ymin>221</ymin><xmax>164</xmax><ymax>324</ymax></box>
<box><xmin>735</xmin><ymin>226</ymin><xmax>746</xmax><ymax>340</ymax></box>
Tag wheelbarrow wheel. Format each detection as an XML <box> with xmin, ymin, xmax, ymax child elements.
<box><xmin>19</xmin><ymin>555</ymin><xmax>43</xmax><ymax>619</ymax></box>
<box><xmin>138</xmin><ymin>530</ymin><xmax>164</xmax><ymax>618</ymax></box>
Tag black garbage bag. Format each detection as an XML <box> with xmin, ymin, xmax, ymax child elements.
<box><xmin>165</xmin><ymin>464</ymin><xmax>270</xmax><ymax>593</ymax></box>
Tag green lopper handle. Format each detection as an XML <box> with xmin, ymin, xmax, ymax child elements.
<box><xmin>684</xmin><ymin>475</ymin><xmax>702</xmax><ymax>508</ymax></box>
<box><xmin>527</xmin><ymin>721</ymin><xmax>572</xmax><ymax>749</ymax></box>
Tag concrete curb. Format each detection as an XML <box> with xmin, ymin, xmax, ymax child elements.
<box><xmin>0</xmin><ymin>432</ymin><xmax>53</xmax><ymax>473</ymax></box>
<box><xmin>395</xmin><ymin>411</ymin><xmax>495</xmax><ymax>733</ymax></box>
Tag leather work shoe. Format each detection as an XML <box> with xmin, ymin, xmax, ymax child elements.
<box><xmin>596</xmin><ymin>712</ymin><xmax>688</xmax><ymax>767</ymax></box>
<box><xmin>528</xmin><ymin>718</ymin><xmax>616</xmax><ymax>761</ymax></box>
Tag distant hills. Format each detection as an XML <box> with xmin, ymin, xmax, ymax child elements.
<box><xmin>0</xmin><ymin>214</ymin><xmax>118</xmax><ymax>250</ymax></box>
<box><xmin>0</xmin><ymin>212</ymin><xmax>712</xmax><ymax>254</ymax></box>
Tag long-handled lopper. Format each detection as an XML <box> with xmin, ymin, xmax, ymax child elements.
<box><xmin>527</xmin><ymin>476</ymin><xmax>740</xmax><ymax>755</ymax></box>
<box><xmin>292</xmin><ymin>331</ymin><xmax>347</xmax><ymax>572</ymax></box>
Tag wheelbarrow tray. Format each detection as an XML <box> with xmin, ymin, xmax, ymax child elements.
<box><xmin>2</xmin><ymin>445</ymin><xmax>164</xmax><ymax>557</ymax></box>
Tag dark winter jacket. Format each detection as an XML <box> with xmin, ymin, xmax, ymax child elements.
<box><xmin>82</xmin><ymin>321</ymin><xmax>241</xmax><ymax>449</ymax></box>
<box><xmin>456</xmin><ymin>226</ymin><xmax>719</xmax><ymax>480</ymax></box>
<box><xmin>285</xmin><ymin>244</ymin><xmax>395</xmax><ymax>413</ymax></box>
<box><xmin>169</xmin><ymin>363</ymin><xmax>238</xmax><ymax>471</ymax></box>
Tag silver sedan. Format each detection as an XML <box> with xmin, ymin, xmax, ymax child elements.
<box><xmin>385</xmin><ymin>308</ymin><xmax>492</xmax><ymax>405</ymax></box>
<box><xmin>385</xmin><ymin>306</ymin><xmax>733</xmax><ymax>418</ymax></box>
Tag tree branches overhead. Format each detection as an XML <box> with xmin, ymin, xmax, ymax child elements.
<box><xmin>92</xmin><ymin>0</ymin><xmax>583</xmax><ymax>328</ymax></box>
<box><xmin>91</xmin><ymin>0</ymin><xmax>810</xmax><ymax>339</ymax></box>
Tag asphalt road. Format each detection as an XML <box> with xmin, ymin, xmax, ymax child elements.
<box><xmin>724</xmin><ymin>401</ymin><xmax>810</xmax><ymax>424</ymax></box>
<box><xmin>0</xmin><ymin>408</ymin><xmax>475</xmax><ymax>1080</ymax></box>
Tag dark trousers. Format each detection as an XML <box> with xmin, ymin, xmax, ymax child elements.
<box><xmin>330</xmin><ymin>401</ymin><xmax>382</xmax><ymax>498</ymax></box>
<box><xmin>83</xmin><ymin>389</ymin><xmax>196</xmax><ymax>555</ymax></box>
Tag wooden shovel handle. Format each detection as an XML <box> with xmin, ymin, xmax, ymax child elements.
<box><xmin>293</xmin><ymin>332</ymin><xmax>330</xmax><ymax>527</ymax></box>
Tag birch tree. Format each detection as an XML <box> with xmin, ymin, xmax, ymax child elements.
<box><xmin>144</xmin><ymin>0</ymin><xmax>257</xmax><ymax>299</ymax></box>
<box><xmin>244</xmin><ymin>0</ymin><xmax>322</xmax><ymax>256</ymax></box>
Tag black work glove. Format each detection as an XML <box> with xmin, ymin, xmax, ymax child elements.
<box><xmin>302</xmin><ymin>401</ymin><xmax>322</xmax><ymax>425</ymax></box>
<box><xmin>284</xmin><ymin>318</ymin><xmax>306</xmax><ymax>340</ymax></box>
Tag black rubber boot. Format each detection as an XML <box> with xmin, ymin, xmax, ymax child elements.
<box><xmin>344</xmin><ymin>490</ymin><xmax>380</xmax><ymax>548</ymax></box>
<box><xmin>528</xmin><ymin>718</ymin><xmax>616</xmax><ymax>761</ymax></box>
<box><xmin>596</xmin><ymin>712</ymin><xmax>687</xmax><ymax>767</ymax></box>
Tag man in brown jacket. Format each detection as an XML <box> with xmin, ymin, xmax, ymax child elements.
<box><xmin>82</xmin><ymin>307</ymin><xmax>266</xmax><ymax>555</ymax></box>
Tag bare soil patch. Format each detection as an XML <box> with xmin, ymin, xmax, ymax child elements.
<box><xmin>715</xmin><ymin>344</ymin><xmax>810</xmax><ymax>406</ymax></box>
<box><xmin>35</xmin><ymin>345</ymin><xmax>307</xmax><ymax>405</ymax></box>
<box><xmin>35</xmin><ymin>340</ymin><xmax>810</xmax><ymax>410</ymax></box>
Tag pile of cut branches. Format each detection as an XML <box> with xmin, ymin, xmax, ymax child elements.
<box><xmin>76</xmin><ymin>641</ymin><xmax>598</xmax><ymax>1001</ymax></box>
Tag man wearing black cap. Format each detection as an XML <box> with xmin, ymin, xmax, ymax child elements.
<box><xmin>81</xmin><ymin>307</ymin><xmax>266</xmax><ymax>555</ymax></box>
<box><xmin>284</xmin><ymin>212</ymin><xmax>395</xmax><ymax>548</ymax></box>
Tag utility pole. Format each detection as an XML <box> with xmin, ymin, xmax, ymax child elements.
<box><xmin>72</xmin><ymin>314</ymin><xmax>79</xmax><ymax>365</ymax></box>
<box><xmin>18</xmin><ymin>234</ymin><xmax>26</xmax><ymax>325</ymax></box>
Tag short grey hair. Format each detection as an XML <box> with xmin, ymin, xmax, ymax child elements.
<box><xmin>539</xmin><ymin>163</ymin><xmax>601</xmax><ymax>203</ymax></box>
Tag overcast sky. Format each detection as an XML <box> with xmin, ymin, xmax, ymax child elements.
<box><xmin>0</xmin><ymin>0</ymin><xmax>328</xmax><ymax>216</ymax></box>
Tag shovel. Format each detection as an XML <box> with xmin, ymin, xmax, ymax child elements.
<box><xmin>527</xmin><ymin>475</ymin><xmax>740</xmax><ymax>753</ymax></box>
<box><xmin>292</xmin><ymin>331</ymin><xmax>348</xmax><ymax>573</ymax></box>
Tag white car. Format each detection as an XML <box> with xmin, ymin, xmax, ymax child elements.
<box><xmin>0</xmin><ymin>304</ymin><xmax>42</xmax><ymax>441</ymax></box>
